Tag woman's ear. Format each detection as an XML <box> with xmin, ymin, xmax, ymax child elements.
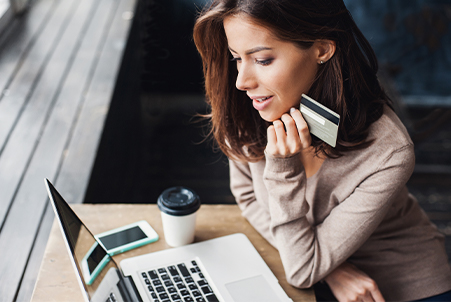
<box><xmin>316</xmin><ymin>40</ymin><xmax>336</xmax><ymax>64</ymax></box>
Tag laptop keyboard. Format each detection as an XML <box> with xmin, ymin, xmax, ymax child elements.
<box><xmin>141</xmin><ymin>259</ymin><xmax>220</xmax><ymax>302</ymax></box>
<box><xmin>105</xmin><ymin>292</ymin><xmax>117</xmax><ymax>302</ymax></box>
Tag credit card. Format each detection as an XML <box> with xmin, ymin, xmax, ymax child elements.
<box><xmin>300</xmin><ymin>94</ymin><xmax>340</xmax><ymax>147</ymax></box>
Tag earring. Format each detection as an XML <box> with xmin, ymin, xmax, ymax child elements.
<box><xmin>319</xmin><ymin>60</ymin><xmax>325</xmax><ymax>64</ymax></box>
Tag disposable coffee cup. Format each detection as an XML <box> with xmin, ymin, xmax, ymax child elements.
<box><xmin>157</xmin><ymin>187</ymin><xmax>201</xmax><ymax>247</ymax></box>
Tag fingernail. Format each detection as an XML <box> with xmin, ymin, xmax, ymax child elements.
<box><xmin>290</xmin><ymin>107</ymin><xmax>296</xmax><ymax>113</ymax></box>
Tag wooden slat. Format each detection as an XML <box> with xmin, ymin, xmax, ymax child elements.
<box><xmin>0</xmin><ymin>3</ymin><xmax>14</xmax><ymax>38</ymax></box>
<box><xmin>0</xmin><ymin>0</ymin><xmax>119</xmax><ymax>300</ymax></box>
<box><xmin>0</xmin><ymin>0</ymin><xmax>77</xmax><ymax>225</ymax></box>
<box><xmin>14</xmin><ymin>205</ymin><xmax>54</xmax><ymax>302</ymax></box>
<box><xmin>0</xmin><ymin>0</ymin><xmax>56</xmax><ymax>91</ymax></box>
<box><xmin>0</xmin><ymin>0</ymin><xmax>136</xmax><ymax>299</ymax></box>
<box><xmin>0</xmin><ymin>1</ymin><xmax>81</xmax><ymax>223</ymax></box>
<box><xmin>4</xmin><ymin>1</ymin><xmax>116</xmax><ymax>301</ymax></box>
<box><xmin>56</xmin><ymin>0</ymin><xmax>137</xmax><ymax>204</ymax></box>
<box><xmin>0</xmin><ymin>0</ymin><xmax>62</xmax><ymax>154</ymax></box>
<box><xmin>10</xmin><ymin>0</ymin><xmax>136</xmax><ymax>300</ymax></box>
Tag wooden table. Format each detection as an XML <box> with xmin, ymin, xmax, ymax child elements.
<box><xmin>31</xmin><ymin>204</ymin><xmax>315</xmax><ymax>302</ymax></box>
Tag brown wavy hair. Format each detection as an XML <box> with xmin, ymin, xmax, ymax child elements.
<box><xmin>193</xmin><ymin>0</ymin><xmax>391</xmax><ymax>162</ymax></box>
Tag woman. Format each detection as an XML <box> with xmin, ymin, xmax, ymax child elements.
<box><xmin>193</xmin><ymin>0</ymin><xmax>451</xmax><ymax>301</ymax></box>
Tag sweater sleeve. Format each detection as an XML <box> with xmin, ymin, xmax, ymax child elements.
<box><xmin>263</xmin><ymin>145</ymin><xmax>415</xmax><ymax>288</ymax></box>
<box><xmin>229</xmin><ymin>159</ymin><xmax>276</xmax><ymax>247</ymax></box>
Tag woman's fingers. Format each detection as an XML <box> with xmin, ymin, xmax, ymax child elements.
<box><xmin>325</xmin><ymin>262</ymin><xmax>385</xmax><ymax>302</ymax></box>
<box><xmin>268</xmin><ymin>120</ymin><xmax>291</xmax><ymax>156</ymax></box>
<box><xmin>280</xmin><ymin>113</ymin><xmax>297</xmax><ymax>139</ymax></box>
<box><xmin>266</xmin><ymin>125</ymin><xmax>277</xmax><ymax>153</ymax></box>
<box><xmin>273</xmin><ymin>119</ymin><xmax>287</xmax><ymax>141</ymax></box>
<box><xmin>265</xmin><ymin>108</ymin><xmax>312</xmax><ymax>157</ymax></box>
<box><xmin>290</xmin><ymin>107</ymin><xmax>311</xmax><ymax>148</ymax></box>
<box><xmin>368</xmin><ymin>283</ymin><xmax>385</xmax><ymax>302</ymax></box>
<box><xmin>280</xmin><ymin>113</ymin><xmax>302</xmax><ymax>151</ymax></box>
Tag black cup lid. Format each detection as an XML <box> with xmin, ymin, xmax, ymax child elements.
<box><xmin>157</xmin><ymin>187</ymin><xmax>201</xmax><ymax>216</ymax></box>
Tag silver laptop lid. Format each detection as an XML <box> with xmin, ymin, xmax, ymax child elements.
<box><xmin>45</xmin><ymin>179</ymin><xmax>121</xmax><ymax>302</ymax></box>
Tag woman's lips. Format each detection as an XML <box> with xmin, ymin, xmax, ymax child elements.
<box><xmin>251</xmin><ymin>96</ymin><xmax>273</xmax><ymax>111</ymax></box>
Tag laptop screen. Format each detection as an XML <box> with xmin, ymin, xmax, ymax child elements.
<box><xmin>46</xmin><ymin>180</ymin><xmax>120</xmax><ymax>301</ymax></box>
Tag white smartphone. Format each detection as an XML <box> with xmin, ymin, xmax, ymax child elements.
<box><xmin>81</xmin><ymin>220</ymin><xmax>159</xmax><ymax>285</ymax></box>
<box><xmin>95</xmin><ymin>220</ymin><xmax>159</xmax><ymax>255</ymax></box>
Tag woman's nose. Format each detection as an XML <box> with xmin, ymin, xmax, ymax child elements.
<box><xmin>235</xmin><ymin>64</ymin><xmax>256</xmax><ymax>91</ymax></box>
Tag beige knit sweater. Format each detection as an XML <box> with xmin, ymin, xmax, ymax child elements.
<box><xmin>229</xmin><ymin>106</ymin><xmax>451</xmax><ymax>301</ymax></box>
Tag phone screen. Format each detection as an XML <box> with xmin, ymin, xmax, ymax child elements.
<box><xmin>97</xmin><ymin>226</ymin><xmax>147</xmax><ymax>250</ymax></box>
<box><xmin>86</xmin><ymin>243</ymin><xmax>108</xmax><ymax>274</ymax></box>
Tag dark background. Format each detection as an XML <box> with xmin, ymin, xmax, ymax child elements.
<box><xmin>84</xmin><ymin>0</ymin><xmax>232</xmax><ymax>205</ymax></box>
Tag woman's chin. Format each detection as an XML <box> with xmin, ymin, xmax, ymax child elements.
<box><xmin>258</xmin><ymin>111</ymin><xmax>283</xmax><ymax>123</ymax></box>
<box><xmin>258</xmin><ymin>113</ymin><xmax>275</xmax><ymax>122</ymax></box>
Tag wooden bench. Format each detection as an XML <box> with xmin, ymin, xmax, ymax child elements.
<box><xmin>0</xmin><ymin>0</ymin><xmax>136</xmax><ymax>300</ymax></box>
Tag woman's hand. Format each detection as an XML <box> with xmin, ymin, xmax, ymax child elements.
<box><xmin>266</xmin><ymin>108</ymin><xmax>311</xmax><ymax>157</ymax></box>
<box><xmin>324</xmin><ymin>262</ymin><xmax>385</xmax><ymax>302</ymax></box>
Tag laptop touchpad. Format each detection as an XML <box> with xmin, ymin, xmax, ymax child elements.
<box><xmin>225</xmin><ymin>275</ymin><xmax>281</xmax><ymax>302</ymax></box>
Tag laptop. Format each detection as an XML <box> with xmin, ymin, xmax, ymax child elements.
<box><xmin>45</xmin><ymin>179</ymin><xmax>293</xmax><ymax>302</ymax></box>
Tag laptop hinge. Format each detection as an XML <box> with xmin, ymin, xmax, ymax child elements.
<box><xmin>116</xmin><ymin>271</ymin><xmax>143</xmax><ymax>302</ymax></box>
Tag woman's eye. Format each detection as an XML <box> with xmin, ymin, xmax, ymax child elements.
<box><xmin>255</xmin><ymin>59</ymin><xmax>273</xmax><ymax>66</ymax></box>
<box><xmin>230</xmin><ymin>57</ymin><xmax>272</xmax><ymax>66</ymax></box>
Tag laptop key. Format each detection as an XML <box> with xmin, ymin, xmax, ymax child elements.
<box><xmin>168</xmin><ymin>265</ymin><xmax>179</xmax><ymax>276</ymax></box>
<box><xmin>171</xmin><ymin>294</ymin><xmax>181</xmax><ymax>300</ymax></box>
<box><xmin>192</xmin><ymin>290</ymin><xmax>201</xmax><ymax>297</ymax></box>
<box><xmin>195</xmin><ymin>298</ymin><xmax>205</xmax><ymax>302</ymax></box>
<box><xmin>184</xmin><ymin>297</ymin><xmax>194</xmax><ymax>302</ymax></box>
<box><xmin>167</xmin><ymin>287</ymin><xmax>177</xmax><ymax>293</ymax></box>
<box><xmin>156</xmin><ymin>286</ymin><xmax>165</xmax><ymax>293</ymax></box>
<box><xmin>177</xmin><ymin>263</ymin><xmax>191</xmax><ymax>277</ymax></box>
<box><xmin>197</xmin><ymin>280</ymin><xmax>208</xmax><ymax>287</ymax></box>
<box><xmin>180</xmin><ymin>289</ymin><xmax>190</xmax><ymax>296</ymax></box>
<box><xmin>205</xmin><ymin>294</ymin><xmax>219</xmax><ymax>302</ymax></box>
<box><xmin>201</xmin><ymin>286</ymin><xmax>212</xmax><ymax>295</ymax></box>
<box><xmin>173</xmin><ymin>276</ymin><xmax>182</xmax><ymax>283</ymax></box>
<box><xmin>159</xmin><ymin>293</ymin><xmax>169</xmax><ymax>300</ymax></box>
<box><xmin>148</xmin><ymin>270</ymin><xmax>159</xmax><ymax>279</ymax></box>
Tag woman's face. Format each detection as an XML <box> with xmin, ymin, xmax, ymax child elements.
<box><xmin>223</xmin><ymin>15</ymin><xmax>320</xmax><ymax>122</ymax></box>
